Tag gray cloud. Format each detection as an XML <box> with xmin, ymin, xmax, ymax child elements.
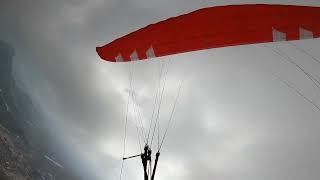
<box><xmin>1</xmin><ymin>0</ymin><xmax>320</xmax><ymax>180</ymax></box>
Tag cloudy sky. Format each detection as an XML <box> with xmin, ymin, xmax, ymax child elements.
<box><xmin>1</xmin><ymin>0</ymin><xmax>320</xmax><ymax>180</ymax></box>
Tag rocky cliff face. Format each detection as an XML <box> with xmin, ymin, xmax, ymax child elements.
<box><xmin>0</xmin><ymin>41</ymin><xmax>80</xmax><ymax>180</ymax></box>
<box><xmin>0</xmin><ymin>40</ymin><xmax>32</xmax><ymax>180</ymax></box>
<box><xmin>0</xmin><ymin>41</ymin><xmax>13</xmax><ymax>92</ymax></box>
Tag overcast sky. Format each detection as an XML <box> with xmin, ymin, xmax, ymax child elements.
<box><xmin>1</xmin><ymin>0</ymin><xmax>320</xmax><ymax>180</ymax></box>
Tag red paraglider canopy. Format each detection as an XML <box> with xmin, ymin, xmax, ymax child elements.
<box><xmin>96</xmin><ymin>4</ymin><xmax>320</xmax><ymax>62</ymax></box>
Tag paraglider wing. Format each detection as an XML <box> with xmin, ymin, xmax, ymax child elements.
<box><xmin>96</xmin><ymin>4</ymin><xmax>320</xmax><ymax>62</ymax></box>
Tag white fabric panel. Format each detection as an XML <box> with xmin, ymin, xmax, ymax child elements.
<box><xmin>115</xmin><ymin>54</ymin><xmax>124</xmax><ymax>62</ymax></box>
<box><xmin>299</xmin><ymin>27</ymin><xmax>314</xmax><ymax>39</ymax></box>
<box><xmin>130</xmin><ymin>50</ymin><xmax>139</xmax><ymax>61</ymax></box>
<box><xmin>146</xmin><ymin>46</ymin><xmax>156</xmax><ymax>58</ymax></box>
<box><xmin>272</xmin><ymin>28</ymin><xmax>287</xmax><ymax>42</ymax></box>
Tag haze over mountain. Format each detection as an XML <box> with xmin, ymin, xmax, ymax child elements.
<box><xmin>0</xmin><ymin>41</ymin><xmax>81</xmax><ymax>180</ymax></box>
